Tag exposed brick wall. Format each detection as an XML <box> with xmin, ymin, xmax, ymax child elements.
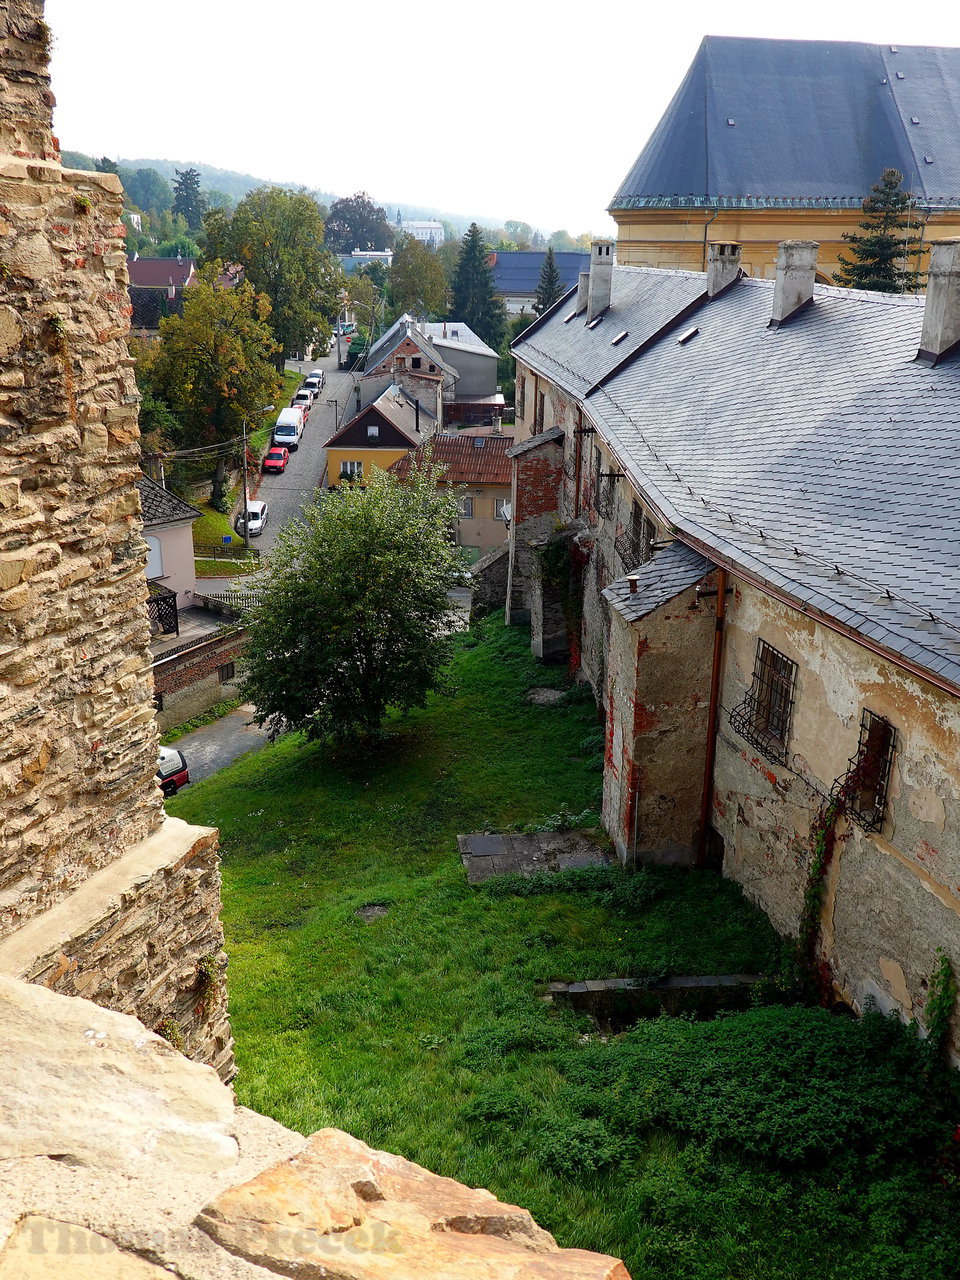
<box><xmin>153</xmin><ymin>629</ymin><xmax>245</xmax><ymax>729</ymax></box>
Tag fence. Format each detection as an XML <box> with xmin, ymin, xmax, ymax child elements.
<box><xmin>193</xmin><ymin>588</ymin><xmax>267</xmax><ymax>617</ymax></box>
<box><xmin>195</xmin><ymin>543</ymin><xmax>261</xmax><ymax>562</ymax></box>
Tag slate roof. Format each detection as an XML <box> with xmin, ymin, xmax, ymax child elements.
<box><xmin>611</xmin><ymin>36</ymin><xmax>960</xmax><ymax>212</ymax></box>
<box><xmin>603</xmin><ymin>544</ymin><xmax>715</xmax><ymax>622</ymax></box>
<box><xmin>364</xmin><ymin>316</ymin><xmax>457</xmax><ymax>379</ymax></box>
<box><xmin>513</xmin><ymin>266</ymin><xmax>960</xmax><ymax>690</ymax></box>
<box><xmin>422</xmin><ymin>322</ymin><xmax>499</xmax><ymax>360</ymax></box>
<box><xmin>389</xmin><ymin>433</ymin><xmax>514</xmax><ymax>485</ymax></box>
<box><xmin>126</xmin><ymin>256</ymin><xmax>196</xmax><ymax>288</ymax></box>
<box><xmin>507</xmin><ymin>426</ymin><xmax>564</xmax><ymax>458</ymax></box>
<box><xmin>331</xmin><ymin>384</ymin><xmax>435</xmax><ymax>448</ymax></box>
<box><xmin>488</xmin><ymin>251</ymin><xmax>590</xmax><ymax>296</ymax></box>
<box><xmin>137</xmin><ymin>475</ymin><xmax>201</xmax><ymax>526</ymax></box>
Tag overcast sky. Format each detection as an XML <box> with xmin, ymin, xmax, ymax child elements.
<box><xmin>44</xmin><ymin>0</ymin><xmax>960</xmax><ymax>237</ymax></box>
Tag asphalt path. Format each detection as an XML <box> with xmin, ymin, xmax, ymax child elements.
<box><xmin>249</xmin><ymin>352</ymin><xmax>360</xmax><ymax>555</ymax></box>
<box><xmin>171</xmin><ymin>703</ymin><xmax>271</xmax><ymax>785</ymax></box>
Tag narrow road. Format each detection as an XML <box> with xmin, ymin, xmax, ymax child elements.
<box><xmin>170</xmin><ymin>703</ymin><xmax>271</xmax><ymax>785</ymax></box>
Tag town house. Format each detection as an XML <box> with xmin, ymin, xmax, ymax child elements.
<box><xmin>504</xmin><ymin>236</ymin><xmax>960</xmax><ymax>1042</ymax></box>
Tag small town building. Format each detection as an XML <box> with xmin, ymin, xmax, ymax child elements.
<box><xmin>397</xmin><ymin>213</ymin><xmax>444</xmax><ymax>248</ymax></box>
<box><xmin>610</xmin><ymin>36</ymin><xmax>960</xmax><ymax>281</ymax></box>
<box><xmin>126</xmin><ymin>253</ymin><xmax>196</xmax><ymax>336</ymax></box>
<box><xmin>488</xmin><ymin>249</ymin><xmax>589</xmax><ymax>313</ymax></box>
<box><xmin>326</xmin><ymin>383</ymin><xmax>436</xmax><ymax>486</ymax></box>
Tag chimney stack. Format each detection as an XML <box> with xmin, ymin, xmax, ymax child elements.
<box><xmin>576</xmin><ymin>270</ymin><xmax>590</xmax><ymax>313</ymax></box>
<box><xmin>707</xmin><ymin>243</ymin><xmax>741</xmax><ymax>297</ymax></box>
<box><xmin>587</xmin><ymin>240</ymin><xmax>614</xmax><ymax>322</ymax></box>
<box><xmin>769</xmin><ymin>240</ymin><xmax>819</xmax><ymax>328</ymax></box>
<box><xmin>917</xmin><ymin>239</ymin><xmax>960</xmax><ymax>365</ymax></box>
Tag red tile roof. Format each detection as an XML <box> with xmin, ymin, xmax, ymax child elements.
<box><xmin>390</xmin><ymin>432</ymin><xmax>514</xmax><ymax>486</ymax></box>
<box><xmin>126</xmin><ymin>256</ymin><xmax>196</xmax><ymax>288</ymax></box>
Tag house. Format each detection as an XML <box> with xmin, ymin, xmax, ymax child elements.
<box><xmin>422</xmin><ymin>321</ymin><xmax>504</xmax><ymax>425</ymax></box>
<box><xmin>138</xmin><ymin>474</ymin><xmax>200</xmax><ymax>617</ymax></box>
<box><xmin>488</xmin><ymin>249</ymin><xmax>590</xmax><ymax>313</ymax></box>
<box><xmin>326</xmin><ymin>383</ymin><xmax>436</xmax><ymax>486</ymax></box>
<box><xmin>610</xmin><ymin>36</ymin><xmax>960</xmax><ymax>281</ymax></box>
<box><xmin>389</xmin><ymin>428</ymin><xmax>514</xmax><ymax>563</ymax></box>
<box><xmin>338</xmin><ymin>249</ymin><xmax>394</xmax><ymax>274</ymax></box>
<box><xmin>503</xmin><ymin>234</ymin><xmax>960</xmax><ymax>1045</ymax></box>
<box><xmin>126</xmin><ymin>253</ymin><xmax>196</xmax><ymax>335</ymax></box>
<box><xmin>398</xmin><ymin>214</ymin><xmax>444</xmax><ymax>248</ymax></box>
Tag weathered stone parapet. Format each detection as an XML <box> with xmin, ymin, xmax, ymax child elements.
<box><xmin>0</xmin><ymin>816</ymin><xmax>234</xmax><ymax>1079</ymax></box>
<box><xmin>0</xmin><ymin>1</ymin><xmax>58</xmax><ymax>163</ymax></box>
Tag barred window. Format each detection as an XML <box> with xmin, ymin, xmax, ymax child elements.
<box><xmin>218</xmin><ymin>661</ymin><xmax>236</xmax><ymax>683</ymax></box>
<box><xmin>535</xmin><ymin>390</ymin><xmax>545</xmax><ymax>432</ymax></box>
<box><xmin>835</xmin><ymin>710</ymin><xmax>896</xmax><ymax>832</ymax></box>
<box><xmin>729</xmin><ymin>640</ymin><xmax>797</xmax><ymax>763</ymax></box>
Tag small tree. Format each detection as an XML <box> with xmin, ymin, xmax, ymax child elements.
<box><xmin>239</xmin><ymin>463</ymin><xmax>462</xmax><ymax>744</ymax></box>
<box><xmin>449</xmin><ymin>223</ymin><xmax>507</xmax><ymax>349</ymax></box>
<box><xmin>534</xmin><ymin>247</ymin><xmax>564</xmax><ymax>315</ymax></box>
<box><xmin>834</xmin><ymin>169</ymin><xmax>926</xmax><ymax>293</ymax></box>
<box><xmin>389</xmin><ymin>232</ymin><xmax>448</xmax><ymax>317</ymax></box>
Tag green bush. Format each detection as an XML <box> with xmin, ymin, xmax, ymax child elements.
<box><xmin>536</xmin><ymin>1115</ymin><xmax>623</xmax><ymax>1177</ymax></box>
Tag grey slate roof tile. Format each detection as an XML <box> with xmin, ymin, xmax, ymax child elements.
<box><xmin>136</xmin><ymin>475</ymin><xmax>201</xmax><ymax>526</ymax></box>
<box><xmin>602</xmin><ymin>544</ymin><xmax>714</xmax><ymax>622</ymax></box>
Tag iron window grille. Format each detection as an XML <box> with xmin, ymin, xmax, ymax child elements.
<box><xmin>831</xmin><ymin>710</ymin><xmax>896</xmax><ymax>832</ymax></box>
<box><xmin>517</xmin><ymin>376</ymin><xmax>525</xmax><ymax>420</ymax></box>
<box><xmin>615</xmin><ymin>507</ymin><xmax>656</xmax><ymax>570</ymax></box>
<box><xmin>729</xmin><ymin>640</ymin><xmax>797</xmax><ymax>764</ymax></box>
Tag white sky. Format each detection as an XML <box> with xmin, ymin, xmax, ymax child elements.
<box><xmin>44</xmin><ymin>0</ymin><xmax>960</xmax><ymax>238</ymax></box>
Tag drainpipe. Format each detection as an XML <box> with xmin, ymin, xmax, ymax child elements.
<box><xmin>697</xmin><ymin>567</ymin><xmax>728</xmax><ymax>867</ymax></box>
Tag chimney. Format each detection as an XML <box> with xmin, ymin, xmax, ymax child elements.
<box><xmin>917</xmin><ymin>239</ymin><xmax>960</xmax><ymax>365</ymax></box>
<box><xmin>769</xmin><ymin>240</ymin><xmax>819</xmax><ymax>328</ymax></box>
<box><xmin>587</xmin><ymin>240</ymin><xmax>614</xmax><ymax>321</ymax></box>
<box><xmin>707</xmin><ymin>242</ymin><xmax>741</xmax><ymax>297</ymax></box>
<box><xmin>576</xmin><ymin>270</ymin><xmax>590</xmax><ymax>313</ymax></box>
<box><xmin>415</xmin><ymin>399</ymin><xmax>420</xmax><ymax>434</ymax></box>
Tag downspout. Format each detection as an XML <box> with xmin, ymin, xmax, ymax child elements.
<box><xmin>697</xmin><ymin>567</ymin><xmax>728</xmax><ymax>867</ymax></box>
<box><xmin>573</xmin><ymin>408</ymin><xmax>583</xmax><ymax>517</ymax></box>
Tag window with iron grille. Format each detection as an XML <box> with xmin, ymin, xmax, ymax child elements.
<box><xmin>729</xmin><ymin>640</ymin><xmax>797</xmax><ymax>764</ymax></box>
<box><xmin>833</xmin><ymin>710</ymin><xmax>896</xmax><ymax>832</ymax></box>
<box><xmin>218</xmin><ymin>661</ymin><xmax>236</xmax><ymax>683</ymax></box>
<box><xmin>615</xmin><ymin>502</ymin><xmax>656</xmax><ymax>569</ymax></box>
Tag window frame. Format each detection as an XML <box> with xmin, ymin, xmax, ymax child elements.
<box><xmin>835</xmin><ymin>709</ymin><xmax>896</xmax><ymax>832</ymax></box>
<box><xmin>729</xmin><ymin>639</ymin><xmax>798</xmax><ymax>764</ymax></box>
<box><xmin>217</xmin><ymin>661</ymin><xmax>236</xmax><ymax>684</ymax></box>
<box><xmin>459</xmin><ymin>496</ymin><xmax>474</xmax><ymax>519</ymax></box>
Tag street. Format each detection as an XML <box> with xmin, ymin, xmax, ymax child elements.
<box><xmin>250</xmin><ymin>351</ymin><xmax>359</xmax><ymax>554</ymax></box>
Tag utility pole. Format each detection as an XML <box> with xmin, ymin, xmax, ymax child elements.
<box><xmin>241</xmin><ymin>418</ymin><xmax>250</xmax><ymax>552</ymax></box>
<box><xmin>326</xmin><ymin>398</ymin><xmax>339</xmax><ymax>429</ymax></box>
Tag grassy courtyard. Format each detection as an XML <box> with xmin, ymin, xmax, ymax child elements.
<box><xmin>169</xmin><ymin>618</ymin><xmax>960</xmax><ymax>1280</ymax></box>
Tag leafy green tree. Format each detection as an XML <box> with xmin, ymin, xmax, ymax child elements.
<box><xmin>389</xmin><ymin>233</ymin><xmax>448</xmax><ymax>317</ymax></box>
<box><xmin>239</xmin><ymin>463</ymin><xmax>462</xmax><ymax>744</ymax></box>
<box><xmin>324</xmin><ymin>192</ymin><xmax>394</xmax><ymax>252</ymax></box>
<box><xmin>172</xmin><ymin>167</ymin><xmax>206</xmax><ymax>230</ymax></box>
<box><xmin>146</xmin><ymin>262</ymin><xmax>280</xmax><ymax>503</ymax></box>
<box><xmin>505</xmin><ymin>220</ymin><xmax>533</xmax><ymax>250</ymax></box>
<box><xmin>124</xmin><ymin>167</ymin><xmax>173</xmax><ymax>216</ymax></box>
<box><xmin>95</xmin><ymin>156</ymin><xmax>119</xmax><ymax>175</ymax></box>
<box><xmin>153</xmin><ymin>234</ymin><xmax>199</xmax><ymax>259</ymax></box>
<box><xmin>449</xmin><ymin>223</ymin><xmax>507</xmax><ymax>349</ymax></box>
<box><xmin>534</xmin><ymin>247</ymin><xmax>564</xmax><ymax>315</ymax></box>
<box><xmin>548</xmin><ymin>229</ymin><xmax>576</xmax><ymax>251</ymax></box>
<box><xmin>203</xmin><ymin>186</ymin><xmax>342</xmax><ymax>366</ymax></box>
<box><xmin>834</xmin><ymin>169</ymin><xmax>926</xmax><ymax>293</ymax></box>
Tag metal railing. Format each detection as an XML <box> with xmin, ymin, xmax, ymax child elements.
<box><xmin>194</xmin><ymin>543</ymin><xmax>261</xmax><ymax>562</ymax></box>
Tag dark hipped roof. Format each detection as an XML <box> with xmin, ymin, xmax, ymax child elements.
<box><xmin>390</xmin><ymin>432</ymin><xmax>514</xmax><ymax>485</ymax></box>
<box><xmin>329</xmin><ymin>384</ymin><xmax>435</xmax><ymax>448</ymax></box>
<box><xmin>488</xmin><ymin>251</ymin><xmax>590</xmax><ymax>295</ymax></box>
<box><xmin>126</xmin><ymin>256</ymin><xmax>196</xmax><ymax>288</ymax></box>
<box><xmin>137</xmin><ymin>475</ymin><xmax>201</xmax><ymax>526</ymax></box>
<box><xmin>610</xmin><ymin>36</ymin><xmax>960</xmax><ymax>212</ymax></box>
<box><xmin>514</xmin><ymin>265</ymin><xmax>960</xmax><ymax>690</ymax></box>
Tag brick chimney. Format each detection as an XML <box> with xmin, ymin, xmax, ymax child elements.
<box><xmin>916</xmin><ymin>239</ymin><xmax>960</xmax><ymax>365</ymax></box>
<box><xmin>769</xmin><ymin>240</ymin><xmax>819</xmax><ymax>328</ymax></box>
<box><xmin>707</xmin><ymin>243</ymin><xmax>741</xmax><ymax>297</ymax></box>
<box><xmin>587</xmin><ymin>240</ymin><xmax>614</xmax><ymax>322</ymax></box>
<box><xmin>576</xmin><ymin>270</ymin><xmax>590</xmax><ymax>313</ymax></box>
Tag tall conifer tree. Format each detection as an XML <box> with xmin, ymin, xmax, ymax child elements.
<box><xmin>834</xmin><ymin>169</ymin><xmax>925</xmax><ymax>293</ymax></box>
<box><xmin>449</xmin><ymin>223</ymin><xmax>506</xmax><ymax>349</ymax></box>
<box><xmin>534</xmin><ymin>247</ymin><xmax>564</xmax><ymax>315</ymax></box>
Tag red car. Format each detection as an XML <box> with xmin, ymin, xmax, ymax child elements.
<box><xmin>262</xmin><ymin>446</ymin><xmax>289</xmax><ymax>474</ymax></box>
<box><xmin>157</xmin><ymin>747</ymin><xmax>189</xmax><ymax>797</ymax></box>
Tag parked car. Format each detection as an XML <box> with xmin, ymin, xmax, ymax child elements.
<box><xmin>157</xmin><ymin>746</ymin><xmax>189</xmax><ymax>797</ymax></box>
<box><xmin>291</xmin><ymin>388</ymin><xmax>314</xmax><ymax>413</ymax></box>
<box><xmin>262</xmin><ymin>446</ymin><xmax>289</xmax><ymax>474</ymax></box>
<box><xmin>234</xmin><ymin>499</ymin><xmax>268</xmax><ymax>537</ymax></box>
<box><xmin>272</xmin><ymin>405</ymin><xmax>305</xmax><ymax>450</ymax></box>
<box><xmin>304</xmin><ymin>370</ymin><xmax>325</xmax><ymax>393</ymax></box>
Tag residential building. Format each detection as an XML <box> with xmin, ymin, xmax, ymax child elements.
<box><xmin>398</xmin><ymin>216</ymin><xmax>444</xmax><ymax>248</ymax></box>
<box><xmin>503</xmin><ymin>235</ymin><xmax>960</xmax><ymax>1047</ymax></box>
<box><xmin>390</xmin><ymin>428</ymin><xmax>514</xmax><ymax>562</ymax></box>
<box><xmin>488</xmin><ymin>249</ymin><xmax>590</xmax><ymax>313</ymax></box>
<box><xmin>610</xmin><ymin>37</ymin><xmax>960</xmax><ymax>281</ymax></box>
<box><xmin>326</xmin><ymin>383</ymin><xmax>435</xmax><ymax>486</ymax></box>
<box><xmin>138</xmin><ymin>474</ymin><xmax>200</xmax><ymax>615</ymax></box>
<box><xmin>126</xmin><ymin>253</ymin><xmax>195</xmax><ymax>335</ymax></box>
<box><xmin>338</xmin><ymin>249</ymin><xmax>394</xmax><ymax>274</ymax></box>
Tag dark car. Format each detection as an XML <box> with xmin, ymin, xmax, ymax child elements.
<box><xmin>157</xmin><ymin>746</ymin><xmax>189</xmax><ymax>797</ymax></box>
<box><xmin>262</xmin><ymin>447</ymin><xmax>289</xmax><ymax>474</ymax></box>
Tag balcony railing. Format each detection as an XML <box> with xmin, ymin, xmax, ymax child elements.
<box><xmin>147</xmin><ymin>582</ymin><xmax>179</xmax><ymax>637</ymax></box>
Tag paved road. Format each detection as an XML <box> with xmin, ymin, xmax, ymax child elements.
<box><xmin>172</xmin><ymin>703</ymin><xmax>271</xmax><ymax>785</ymax></box>
<box><xmin>249</xmin><ymin>354</ymin><xmax>359</xmax><ymax>555</ymax></box>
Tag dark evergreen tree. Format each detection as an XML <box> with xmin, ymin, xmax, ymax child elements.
<box><xmin>95</xmin><ymin>156</ymin><xmax>119</xmax><ymax>175</ymax></box>
<box><xmin>834</xmin><ymin>169</ymin><xmax>925</xmax><ymax>293</ymax></box>
<box><xmin>449</xmin><ymin>223</ymin><xmax>506</xmax><ymax>349</ymax></box>
<box><xmin>533</xmin><ymin>247</ymin><xmax>564</xmax><ymax>315</ymax></box>
<box><xmin>172</xmin><ymin>167</ymin><xmax>206</xmax><ymax>231</ymax></box>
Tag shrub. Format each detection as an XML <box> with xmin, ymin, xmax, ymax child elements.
<box><xmin>536</xmin><ymin>1115</ymin><xmax>623</xmax><ymax>1177</ymax></box>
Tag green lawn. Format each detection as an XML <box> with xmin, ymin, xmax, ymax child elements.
<box><xmin>169</xmin><ymin>619</ymin><xmax>960</xmax><ymax>1280</ymax></box>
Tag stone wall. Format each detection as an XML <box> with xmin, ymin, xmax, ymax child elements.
<box><xmin>0</xmin><ymin>0</ymin><xmax>163</xmax><ymax>937</ymax></box>
<box><xmin>152</xmin><ymin>626</ymin><xmax>245</xmax><ymax>730</ymax></box>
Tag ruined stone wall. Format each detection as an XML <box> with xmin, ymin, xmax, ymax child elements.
<box><xmin>0</xmin><ymin>0</ymin><xmax>163</xmax><ymax>936</ymax></box>
<box><xmin>715</xmin><ymin>580</ymin><xmax>960</xmax><ymax>1047</ymax></box>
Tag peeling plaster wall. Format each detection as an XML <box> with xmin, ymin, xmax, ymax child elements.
<box><xmin>715</xmin><ymin>580</ymin><xmax>960</xmax><ymax>1047</ymax></box>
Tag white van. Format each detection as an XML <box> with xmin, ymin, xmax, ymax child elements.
<box><xmin>273</xmin><ymin>405</ymin><xmax>305</xmax><ymax>450</ymax></box>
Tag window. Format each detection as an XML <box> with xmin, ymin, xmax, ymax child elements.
<box><xmin>412</xmin><ymin>357</ymin><xmax>421</xmax><ymax>370</ymax></box>
<box><xmin>217</xmin><ymin>661</ymin><xmax>236</xmax><ymax>683</ymax></box>
<box><xmin>535</xmin><ymin>391</ymin><xmax>545</xmax><ymax>432</ymax></box>
<box><xmin>729</xmin><ymin>640</ymin><xmax>797</xmax><ymax>764</ymax></box>
<box><xmin>429</xmin><ymin>363</ymin><xmax>436</xmax><ymax>373</ymax></box>
<box><xmin>145</xmin><ymin>535</ymin><xmax>163</xmax><ymax>580</ymax></box>
<box><xmin>396</xmin><ymin>356</ymin><xmax>406</xmax><ymax>368</ymax></box>
<box><xmin>517</xmin><ymin>375</ymin><xmax>526</xmax><ymax>420</ymax></box>
<box><xmin>495</xmin><ymin>498</ymin><xmax>508</xmax><ymax>519</ymax></box>
<box><xmin>835</xmin><ymin>710</ymin><xmax>896</xmax><ymax>832</ymax></box>
<box><xmin>615</xmin><ymin>502</ymin><xmax>656</xmax><ymax>569</ymax></box>
<box><xmin>367</xmin><ymin>425</ymin><xmax>379</xmax><ymax>442</ymax></box>
<box><xmin>340</xmin><ymin>460</ymin><xmax>362</xmax><ymax>479</ymax></box>
<box><xmin>459</xmin><ymin>497</ymin><xmax>474</xmax><ymax>518</ymax></box>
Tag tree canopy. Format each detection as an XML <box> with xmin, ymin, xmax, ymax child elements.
<box><xmin>239</xmin><ymin>463</ymin><xmax>462</xmax><ymax>743</ymax></box>
<box><xmin>534</xmin><ymin>247</ymin><xmax>564</xmax><ymax>315</ymax></box>
<box><xmin>449</xmin><ymin>223</ymin><xmax>507</xmax><ymax>349</ymax></box>
<box><xmin>145</xmin><ymin>262</ymin><xmax>281</xmax><ymax>502</ymax></box>
<box><xmin>834</xmin><ymin>169</ymin><xmax>926</xmax><ymax>293</ymax></box>
<box><xmin>324</xmin><ymin>192</ymin><xmax>394</xmax><ymax>252</ymax></box>
<box><xmin>203</xmin><ymin>186</ymin><xmax>343</xmax><ymax>365</ymax></box>
<box><xmin>172</xmin><ymin>167</ymin><xmax>206</xmax><ymax>230</ymax></box>
<box><xmin>389</xmin><ymin>233</ymin><xmax>448</xmax><ymax>317</ymax></box>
